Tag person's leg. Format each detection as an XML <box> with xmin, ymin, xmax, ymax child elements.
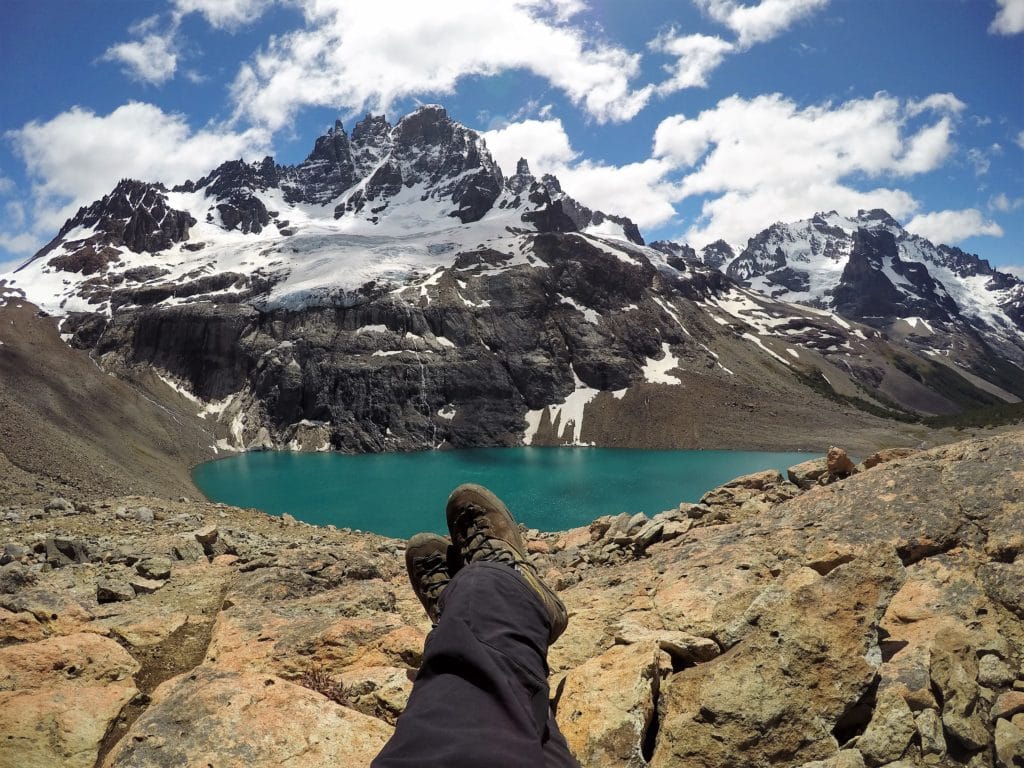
<box><xmin>541</xmin><ymin>711</ymin><xmax>580</xmax><ymax>768</ymax></box>
<box><xmin>372</xmin><ymin>561</ymin><xmax>555</xmax><ymax>768</ymax></box>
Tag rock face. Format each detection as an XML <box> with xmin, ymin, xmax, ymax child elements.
<box><xmin>6</xmin><ymin>430</ymin><xmax>1021</xmax><ymax>767</ymax></box>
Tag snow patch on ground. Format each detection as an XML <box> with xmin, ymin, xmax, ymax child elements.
<box><xmin>643</xmin><ymin>342</ymin><xmax>682</xmax><ymax>384</ymax></box>
<box><xmin>523</xmin><ymin>368</ymin><xmax>600</xmax><ymax>446</ymax></box>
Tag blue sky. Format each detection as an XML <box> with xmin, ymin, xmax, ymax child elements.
<box><xmin>1</xmin><ymin>0</ymin><xmax>1021</xmax><ymax>274</ymax></box>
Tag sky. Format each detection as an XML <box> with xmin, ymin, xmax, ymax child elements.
<box><xmin>0</xmin><ymin>0</ymin><xmax>1022</xmax><ymax>276</ymax></box>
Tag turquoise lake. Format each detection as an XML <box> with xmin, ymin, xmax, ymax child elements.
<box><xmin>193</xmin><ymin>448</ymin><xmax>812</xmax><ymax>539</ymax></box>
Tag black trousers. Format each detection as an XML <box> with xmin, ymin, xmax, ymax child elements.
<box><xmin>372</xmin><ymin>561</ymin><xmax>581</xmax><ymax>768</ymax></box>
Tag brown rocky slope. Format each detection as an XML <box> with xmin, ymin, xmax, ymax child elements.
<box><xmin>1</xmin><ymin>431</ymin><xmax>1022</xmax><ymax>767</ymax></box>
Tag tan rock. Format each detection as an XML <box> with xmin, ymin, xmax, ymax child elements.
<box><xmin>111</xmin><ymin>611</ymin><xmax>188</xmax><ymax>648</ymax></box>
<box><xmin>798</xmin><ymin>749</ymin><xmax>867</xmax><ymax>768</ymax></box>
<box><xmin>0</xmin><ymin>633</ymin><xmax>139</xmax><ymax>768</ymax></box>
<box><xmin>857</xmin><ymin>688</ymin><xmax>916</xmax><ymax>766</ymax></box>
<box><xmin>649</xmin><ymin>547</ymin><xmax>904</xmax><ymax>768</ymax></box>
<box><xmin>931</xmin><ymin>647</ymin><xmax>989</xmax><ymax>751</ymax></box>
<box><xmin>915</xmin><ymin>708</ymin><xmax>946</xmax><ymax>761</ymax></box>
<box><xmin>339</xmin><ymin>665</ymin><xmax>414</xmax><ymax>724</ymax></box>
<box><xmin>859</xmin><ymin>447</ymin><xmax>916</xmax><ymax>470</ymax></box>
<box><xmin>556</xmin><ymin>642</ymin><xmax>671</xmax><ymax>768</ymax></box>
<box><xmin>104</xmin><ymin>667</ymin><xmax>392</xmax><ymax>768</ymax></box>
<box><xmin>788</xmin><ymin>456</ymin><xmax>829</xmax><ymax>489</ymax></box>
<box><xmin>827</xmin><ymin>445</ymin><xmax>857</xmax><ymax>476</ymax></box>
<box><xmin>0</xmin><ymin>607</ymin><xmax>44</xmax><ymax>643</ymax></box>
<box><xmin>979</xmin><ymin>654</ymin><xmax>1015</xmax><ymax>688</ymax></box>
<box><xmin>995</xmin><ymin>717</ymin><xmax>1024</xmax><ymax>768</ymax></box>
<box><xmin>992</xmin><ymin>691</ymin><xmax>1024</xmax><ymax>722</ymax></box>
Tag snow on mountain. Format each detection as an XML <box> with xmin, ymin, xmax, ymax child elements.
<box><xmin>2</xmin><ymin>105</ymin><xmax>642</xmax><ymax>317</ymax></box>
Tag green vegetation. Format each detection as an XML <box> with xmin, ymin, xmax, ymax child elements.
<box><xmin>924</xmin><ymin>401</ymin><xmax>1024</xmax><ymax>429</ymax></box>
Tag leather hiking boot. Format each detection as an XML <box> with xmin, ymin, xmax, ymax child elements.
<box><xmin>405</xmin><ymin>532</ymin><xmax>459</xmax><ymax>623</ymax></box>
<box><xmin>445</xmin><ymin>483</ymin><xmax>568</xmax><ymax>644</ymax></box>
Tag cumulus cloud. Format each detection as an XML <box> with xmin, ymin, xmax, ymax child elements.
<box><xmin>649</xmin><ymin>32</ymin><xmax>734</xmax><ymax>93</ymax></box>
<box><xmin>228</xmin><ymin>0</ymin><xmax>653</xmax><ymax>130</ymax></box>
<box><xmin>990</xmin><ymin>0</ymin><xmax>1024</xmax><ymax>34</ymax></box>
<box><xmin>102</xmin><ymin>30</ymin><xmax>179</xmax><ymax>84</ymax></box>
<box><xmin>172</xmin><ymin>0</ymin><xmax>275</xmax><ymax>28</ymax></box>
<box><xmin>906</xmin><ymin>209</ymin><xmax>1004</xmax><ymax>244</ymax></box>
<box><xmin>483</xmin><ymin>119</ymin><xmax>578</xmax><ymax>173</ymax></box>
<box><xmin>695</xmin><ymin>0</ymin><xmax>829</xmax><ymax>48</ymax></box>
<box><xmin>6</xmin><ymin>102</ymin><xmax>268</xmax><ymax>241</ymax></box>
<box><xmin>483</xmin><ymin>118</ymin><xmax>678</xmax><ymax>228</ymax></box>
<box><xmin>651</xmin><ymin>92</ymin><xmax>960</xmax><ymax>245</ymax></box>
<box><xmin>1000</xmin><ymin>264</ymin><xmax>1024</xmax><ymax>280</ymax></box>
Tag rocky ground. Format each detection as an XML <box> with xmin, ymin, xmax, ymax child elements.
<box><xmin>1</xmin><ymin>431</ymin><xmax>1022</xmax><ymax>767</ymax></box>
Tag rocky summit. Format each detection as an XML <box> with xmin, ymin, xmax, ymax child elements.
<box><xmin>1</xmin><ymin>430</ymin><xmax>1022</xmax><ymax>767</ymax></box>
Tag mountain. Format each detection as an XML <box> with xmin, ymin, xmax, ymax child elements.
<box><xmin>2</xmin><ymin>106</ymin><xmax>1018</xmax><ymax>453</ymax></box>
<box><xmin>704</xmin><ymin>210</ymin><xmax>1024</xmax><ymax>403</ymax></box>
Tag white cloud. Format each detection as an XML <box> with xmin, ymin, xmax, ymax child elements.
<box><xmin>102</xmin><ymin>31</ymin><xmax>179</xmax><ymax>84</ymax></box>
<box><xmin>1000</xmin><ymin>264</ymin><xmax>1024</xmax><ymax>280</ymax></box>
<box><xmin>483</xmin><ymin>118</ymin><xmax>678</xmax><ymax>228</ymax></box>
<box><xmin>228</xmin><ymin>0</ymin><xmax>653</xmax><ymax>130</ymax></box>
<box><xmin>695</xmin><ymin>0</ymin><xmax>830</xmax><ymax>48</ymax></box>
<box><xmin>906</xmin><ymin>209</ymin><xmax>1004</xmax><ymax>244</ymax></box>
<box><xmin>990</xmin><ymin>193</ymin><xmax>1024</xmax><ymax>212</ymax></box>
<box><xmin>650</xmin><ymin>32</ymin><xmax>734</xmax><ymax>93</ymax></box>
<box><xmin>483</xmin><ymin>119</ymin><xmax>578</xmax><ymax>173</ymax></box>
<box><xmin>7</xmin><ymin>102</ymin><xmax>268</xmax><ymax>238</ymax></box>
<box><xmin>967</xmin><ymin>147</ymin><xmax>991</xmax><ymax>175</ymax></box>
<box><xmin>905</xmin><ymin>92</ymin><xmax>966</xmax><ymax>117</ymax></box>
<box><xmin>990</xmin><ymin>0</ymin><xmax>1024</xmax><ymax>34</ymax></box>
<box><xmin>1016</xmin><ymin>130</ymin><xmax>1024</xmax><ymax>149</ymax></box>
<box><xmin>651</xmin><ymin>92</ymin><xmax>959</xmax><ymax>246</ymax></box>
<box><xmin>172</xmin><ymin>0</ymin><xmax>275</xmax><ymax>29</ymax></box>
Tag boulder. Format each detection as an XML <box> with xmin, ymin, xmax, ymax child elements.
<box><xmin>992</xmin><ymin>692</ymin><xmax>1024</xmax><ymax>722</ymax></box>
<box><xmin>556</xmin><ymin>642</ymin><xmax>671</xmax><ymax>768</ymax></box>
<box><xmin>979</xmin><ymin>654</ymin><xmax>1015</xmax><ymax>688</ymax></box>
<box><xmin>96</xmin><ymin>575</ymin><xmax>136</xmax><ymax>603</ymax></box>
<box><xmin>826</xmin><ymin>445</ymin><xmax>857</xmax><ymax>477</ymax></box>
<box><xmin>856</xmin><ymin>688</ymin><xmax>916</xmax><ymax>766</ymax></box>
<box><xmin>788</xmin><ymin>457</ymin><xmax>829</xmax><ymax>489</ymax></box>
<box><xmin>931</xmin><ymin>648</ymin><xmax>989</xmax><ymax>751</ymax></box>
<box><xmin>136</xmin><ymin>556</ymin><xmax>171</xmax><ymax>580</ymax></box>
<box><xmin>103</xmin><ymin>667</ymin><xmax>392</xmax><ymax>768</ymax></box>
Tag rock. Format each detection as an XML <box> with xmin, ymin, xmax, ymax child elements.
<box><xmin>979</xmin><ymin>562</ymin><xmax>1024</xmax><ymax>618</ymax></box>
<box><xmin>556</xmin><ymin>642</ymin><xmax>671</xmax><ymax>768</ymax></box>
<box><xmin>798</xmin><ymin>750</ymin><xmax>867</xmax><ymax>768</ymax></box>
<box><xmin>860</xmin><ymin>448</ymin><xmax>916</xmax><ymax>471</ymax></box>
<box><xmin>995</xmin><ymin>717</ymin><xmax>1024</xmax><ymax>768</ymax></box>
<box><xmin>788</xmin><ymin>457</ymin><xmax>829</xmax><ymax>489</ymax></box>
<box><xmin>931</xmin><ymin>648</ymin><xmax>989</xmax><ymax>751</ymax></box>
<box><xmin>992</xmin><ymin>692</ymin><xmax>1024</xmax><ymax>722</ymax></box>
<box><xmin>856</xmin><ymin>688</ymin><xmax>916</xmax><ymax>766</ymax></box>
<box><xmin>633</xmin><ymin>521</ymin><xmax>664</xmax><ymax>553</ymax></box>
<box><xmin>1</xmin><ymin>542</ymin><xmax>28</xmax><ymax>565</ymax></box>
<box><xmin>104</xmin><ymin>667</ymin><xmax>392</xmax><ymax>768</ymax></box>
<box><xmin>626</xmin><ymin>512</ymin><xmax>649</xmax><ymax>534</ymax></box>
<box><xmin>44</xmin><ymin>497</ymin><xmax>75</xmax><ymax>514</ymax></box>
<box><xmin>193</xmin><ymin>524</ymin><xmax>218</xmax><ymax>545</ymax></box>
<box><xmin>131</xmin><ymin>506</ymin><xmax>154</xmax><ymax>523</ymax></box>
<box><xmin>0</xmin><ymin>633</ymin><xmax>139</xmax><ymax>768</ymax></box>
<box><xmin>979</xmin><ymin>654</ymin><xmax>1015</xmax><ymax>688</ymax></box>
<box><xmin>136</xmin><ymin>556</ymin><xmax>171</xmax><ymax>580</ymax></box>
<box><xmin>96</xmin><ymin>575</ymin><xmax>136</xmax><ymax>603</ymax></box>
<box><xmin>112</xmin><ymin>612</ymin><xmax>188</xmax><ymax>648</ymax></box>
<box><xmin>171</xmin><ymin>537</ymin><xmax>205</xmax><ymax>561</ymax></box>
<box><xmin>282</xmin><ymin>513</ymin><xmax>298</xmax><ymax>525</ymax></box>
<box><xmin>915</xmin><ymin>708</ymin><xmax>946</xmax><ymax>762</ymax></box>
<box><xmin>649</xmin><ymin>547</ymin><xmax>905</xmax><ymax>768</ymax></box>
<box><xmin>697</xmin><ymin>469</ymin><xmax>800</xmax><ymax>521</ymax></box>
<box><xmin>827</xmin><ymin>446</ymin><xmax>857</xmax><ymax>477</ymax></box>
<box><xmin>339</xmin><ymin>666</ymin><xmax>414</xmax><ymax>724</ymax></box>
<box><xmin>128</xmin><ymin>576</ymin><xmax>166</xmax><ymax>595</ymax></box>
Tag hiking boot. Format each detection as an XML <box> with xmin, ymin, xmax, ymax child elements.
<box><xmin>405</xmin><ymin>532</ymin><xmax>459</xmax><ymax>623</ymax></box>
<box><xmin>445</xmin><ymin>484</ymin><xmax>568</xmax><ymax>644</ymax></box>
